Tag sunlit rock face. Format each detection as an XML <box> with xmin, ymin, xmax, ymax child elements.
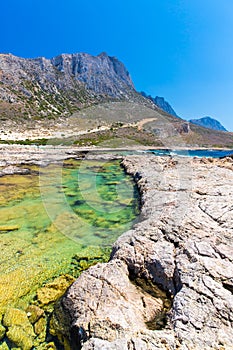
<box><xmin>51</xmin><ymin>52</ymin><xmax>134</xmax><ymax>97</ymax></box>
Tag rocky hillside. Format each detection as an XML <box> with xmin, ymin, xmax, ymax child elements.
<box><xmin>0</xmin><ymin>52</ymin><xmax>144</xmax><ymax>119</ymax></box>
<box><xmin>189</xmin><ymin>116</ymin><xmax>227</xmax><ymax>131</ymax></box>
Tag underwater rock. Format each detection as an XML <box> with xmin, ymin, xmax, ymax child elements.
<box><xmin>3</xmin><ymin>307</ymin><xmax>35</xmax><ymax>349</ymax></box>
<box><xmin>0</xmin><ymin>342</ymin><xmax>9</xmax><ymax>350</ymax></box>
<box><xmin>6</xmin><ymin>326</ymin><xmax>34</xmax><ymax>350</ymax></box>
<box><xmin>26</xmin><ymin>304</ymin><xmax>47</xmax><ymax>344</ymax></box>
<box><xmin>0</xmin><ymin>323</ymin><xmax>6</xmax><ymax>340</ymax></box>
<box><xmin>3</xmin><ymin>308</ymin><xmax>34</xmax><ymax>333</ymax></box>
<box><xmin>34</xmin><ymin>316</ymin><xmax>47</xmax><ymax>336</ymax></box>
<box><xmin>35</xmin><ymin>342</ymin><xmax>57</xmax><ymax>350</ymax></box>
<box><xmin>26</xmin><ymin>305</ymin><xmax>45</xmax><ymax>324</ymax></box>
<box><xmin>0</xmin><ymin>225</ymin><xmax>19</xmax><ymax>232</ymax></box>
<box><xmin>36</xmin><ymin>274</ymin><xmax>76</xmax><ymax>308</ymax></box>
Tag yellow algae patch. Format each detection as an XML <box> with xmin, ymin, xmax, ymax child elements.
<box><xmin>36</xmin><ymin>274</ymin><xmax>75</xmax><ymax>307</ymax></box>
<box><xmin>6</xmin><ymin>326</ymin><xmax>34</xmax><ymax>350</ymax></box>
<box><xmin>3</xmin><ymin>307</ymin><xmax>35</xmax><ymax>350</ymax></box>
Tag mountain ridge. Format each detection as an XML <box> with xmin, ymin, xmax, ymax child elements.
<box><xmin>189</xmin><ymin>116</ymin><xmax>227</xmax><ymax>132</ymax></box>
<box><xmin>141</xmin><ymin>92</ymin><xmax>179</xmax><ymax>118</ymax></box>
<box><xmin>0</xmin><ymin>52</ymin><xmax>232</xmax><ymax>148</ymax></box>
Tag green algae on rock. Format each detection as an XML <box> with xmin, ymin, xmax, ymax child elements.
<box><xmin>0</xmin><ymin>324</ymin><xmax>5</xmax><ymax>341</ymax></box>
<box><xmin>36</xmin><ymin>274</ymin><xmax>76</xmax><ymax>309</ymax></box>
<box><xmin>3</xmin><ymin>308</ymin><xmax>35</xmax><ymax>349</ymax></box>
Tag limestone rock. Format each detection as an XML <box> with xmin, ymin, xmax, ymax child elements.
<box><xmin>51</xmin><ymin>52</ymin><xmax>134</xmax><ymax>97</ymax></box>
<box><xmin>0</xmin><ymin>166</ymin><xmax>30</xmax><ymax>177</ymax></box>
<box><xmin>189</xmin><ymin>116</ymin><xmax>227</xmax><ymax>131</ymax></box>
<box><xmin>177</xmin><ymin>122</ymin><xmax>190</xmax><ymax>134</ymax></box>
<box><xmin>141</xmin><ymin>93</ymin><xmax>179</xmax><ymax>118</ymax></box>
<box><xmin>50</xmin><ymin>259</ymin><xmax>164</xmax><ymax>347</ymax></box>
<box><xmin>0</xmin><ymin>52</ymin><xmax>137</xmax><ymax>120</ymax></box>
<box><xmin>82</xmin><ymin>331</ymin><xmax>180</xmax><ymax>350</ymax></box>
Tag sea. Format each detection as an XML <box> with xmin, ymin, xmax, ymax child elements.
<box><xmin>145</xmin><ymin>149</ymin><xmax>233</xmax><ymax>158</ymax></box>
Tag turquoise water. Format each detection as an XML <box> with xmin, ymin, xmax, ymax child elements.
<box><xmin>146</xmin><ymin>149</ymin><xmax>233</xmax><ymax>158</ymax></box>
<box><xmin>0</xmin><ymin>159</ymin><xmax>139</xmax><ymax>310</ymax></box>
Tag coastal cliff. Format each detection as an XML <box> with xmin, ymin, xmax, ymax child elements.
<box><xmin>51</xmin><ymin>154</ymin><xmax>233</xmax><ymax>350</ymax></box>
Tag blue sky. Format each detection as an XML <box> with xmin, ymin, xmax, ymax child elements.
<box><xmin>1</xmin><ymin>0</ymin><xmax>233</xmax><ymax>130</ymax></box>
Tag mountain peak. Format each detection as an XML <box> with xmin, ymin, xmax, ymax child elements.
<box><xmin>50</xmin><ymin>52</ymin><xmax>134</xmax><ymax>95</ymax></box>
<box><xmin>98</xmin><ymin>51</ymin><xmax>108</xmax><ymax>57</ymax></box>
<box><xmin>141</xmin><ymin>92</ymin><xmax>179</xmax><ymax>118</ymax></box>
<box><xmin>189</xmin><ymin>116</ymin><xmax>227</xmax><ymax>132</ymax></box>
<box><xmin>0</xmin><ymin>51</ymin><xmax>138</xmax><ymax>119</ymax></box>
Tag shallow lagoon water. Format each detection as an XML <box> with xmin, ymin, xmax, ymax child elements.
<box><xmin>0</xmin><ymin>159</ymin><xmax>139</xmax><ymax>311</ymax></box>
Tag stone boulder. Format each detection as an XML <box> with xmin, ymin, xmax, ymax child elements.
<box><xmin>50</xmin><ymin>259</ymin><xmax>168</xmax><ymax>348</ymax></box>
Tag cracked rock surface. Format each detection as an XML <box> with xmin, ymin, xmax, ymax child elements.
<box><xmin>51</xmin><ymin>155</ymin><xmax>233</xmax><ymax>350</ymax></box>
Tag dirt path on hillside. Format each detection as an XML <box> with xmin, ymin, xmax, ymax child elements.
<box><xmin>136</xmin><ymin>118</ymin><xmax>157</xmax><ymax>130</ymax></box>
<box><xmin>1</xmin><ymin>117</ymin><xmax>158</xmax><ymax>141</ymax></box>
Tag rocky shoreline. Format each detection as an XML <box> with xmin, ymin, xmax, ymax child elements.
<box><xmin>0</xmin><ymin>147</ymin><xmax>232</xmax><ymax>349</ymax></box>
<box><xmin>50</xmin><ymin>154</ymin><xmax>233</xmax><ymax>350</ymax></box>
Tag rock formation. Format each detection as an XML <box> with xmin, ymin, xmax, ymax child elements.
<box><xmin>51</xmin><ymin>155</ymin><xmax>233</xmax><ymax>349</ymax></box>
<box><xmin>176</xmin><ymin>122</ymin><xmax>190</xmax><ymax>134</ymax></box>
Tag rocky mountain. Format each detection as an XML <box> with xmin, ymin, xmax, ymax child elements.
<box><xmin>50</xmin><ymin>52</ymin><xmax>134</xmax><ymax>96</ymax></box>
<box><xmin>189</xmin><ymin>116</ymin><xmax>227</xmax><ymax>131</ymax></box>
<box><xmin>0</xmin><ymin>52</ymin><xmax>232</xmax><ymax>148</ymax></box>
<box><xmin>0</xmin><ymin>52</ymin><xmax>141</xmax><ymax>119</ymax></box>
<box><xmin>141</xmin><ymin>92</ymin><xmax>179</xmax><ymax>118</ymax></box>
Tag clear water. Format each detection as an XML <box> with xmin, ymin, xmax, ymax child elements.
<box><xmin>0</xmin><ymin>159</ymin><xmax>139</xmax><ymax>310</ymax></box>
<box><xmin>146</xmin><ymin>149</ymin><xmax>233</xmax><ymax>158</ymax></box>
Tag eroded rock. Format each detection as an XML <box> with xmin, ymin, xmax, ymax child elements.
<box><xmin>50</xmin><ymin>260</ymin><xmax>166</xmax><ymax>348</ymax></box>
